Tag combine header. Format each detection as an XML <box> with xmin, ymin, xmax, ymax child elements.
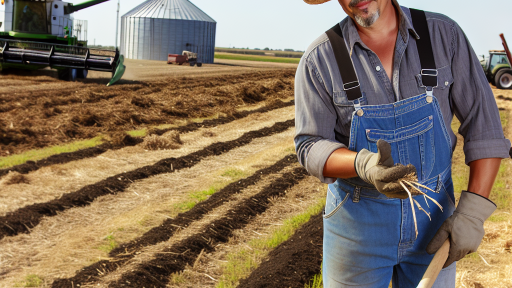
<box><xmin>0</xmin><ymin>0</ymin><xmax>125</xmax><ymax>86</ymax></box>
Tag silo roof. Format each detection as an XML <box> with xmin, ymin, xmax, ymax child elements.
<box><xmin>123</xmin><ymin>0</ymin><xmax>216</xmax><ymax>23</ymax></box>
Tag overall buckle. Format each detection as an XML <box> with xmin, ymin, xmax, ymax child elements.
<box><xmin>420</xmin><ymin>69</ymin><xmax>438</xmax><ymax>89</ymax></box>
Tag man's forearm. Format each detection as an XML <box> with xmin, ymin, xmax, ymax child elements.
<box><xmin>467</xmin><ymin>158</ymin><xmax>502</xmax><ymax>198</ymax></box>
<box><xmin>323</xmin><ymin>148</ymin><xmax>358</xmax><ymax>179</ymax></box>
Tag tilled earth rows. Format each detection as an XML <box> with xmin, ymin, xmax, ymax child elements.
<box><xmin>0</xmin><ymin>67</ymin><xmax>326</xmax><ymax>288</ymax></box>
<box><xmin>0</xmin><ymin>69</ymin><xmax>295</xmax><ymax>156</ymax></box>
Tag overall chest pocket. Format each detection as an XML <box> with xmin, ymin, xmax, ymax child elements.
<box><xmin>366</xmin><ymin>115</ymin><xmax>435</xmax><ymax>181</ymax></box>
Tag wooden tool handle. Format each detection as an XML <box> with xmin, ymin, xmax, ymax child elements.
<box><xmin>417</xmin><ymin>239</ymin><xmax>450</xmax><ymax>288</ymax></box>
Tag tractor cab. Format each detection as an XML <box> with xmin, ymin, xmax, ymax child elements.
<box><xmin>481</xmin><ymin>50</ymin><xmax>511</xmax><ymax>88</ymax></box>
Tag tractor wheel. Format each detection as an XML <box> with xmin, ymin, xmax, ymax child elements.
<box><xmin>496</xmin><ymin>69</ymin><xmax>512</xmax><ymax>89</ymax></box>
<box><xmin>197</xmin><ymin>62</ymin><xmax>203</xmax><ymax>67</ymax></box>
<box><xmin>189</xmin><ymin>61</ymin><xmax>196</xmax><ymax>67</ymax></box>
<box><xmin>57</xmin><ymin>68</ymin><xmax>78</xmax><ymax>81</ymax></box>
<box><xmin>57</xmin><ymin>68</ymin><xmax>70</xmax><ymax>81</ymax></box>
<box><xmin>76</xmin><ymin>69</ymin><xmax>88</xmax><ymax>79</ymax></box>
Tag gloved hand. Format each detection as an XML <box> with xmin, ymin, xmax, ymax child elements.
<box><xmin>354</xmin><ymin>139</ymin><xmax>416</xmax><ymax>199</ymax></box>
<box><xmin>426</xmin><ymin>191</ymin><xmax>497</xmax><ymax>268</ymax></box>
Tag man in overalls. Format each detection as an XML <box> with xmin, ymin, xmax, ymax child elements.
<box><xmin>294</xmin><ymin>0</ymin><xmax>511</xmax><ymax>287</ymax></box>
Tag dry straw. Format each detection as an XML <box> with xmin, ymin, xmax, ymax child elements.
<box><xmin>398</xmin><ymin>173</ymin><xmax>443</xmax><ymax>238</ymax></box>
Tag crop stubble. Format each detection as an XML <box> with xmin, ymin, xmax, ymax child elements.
<box><xmin>106</xmin><ymin>166</ymin><xmax>309</xmax><ymax>288</ymax></box>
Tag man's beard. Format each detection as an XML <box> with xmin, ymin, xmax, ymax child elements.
<box><xmin>349</xmin><ymin>0</ymin><xmax>380</xmax><ymax>28</ymax></box>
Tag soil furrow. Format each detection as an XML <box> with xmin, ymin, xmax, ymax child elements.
<box><xmin>0</xmin><ymin>119</ymin><xmax>295</xmax><ymax>240</ymax></box>
<box><xmin>51</xmin><ymin>154</ymin><xmax>298</xmax><ymax>287</ymax></box>
<box><xmin>105</xmin><ymin>166</ymin><xmax>309</xmax><ymax>288</ymax></box>
<box><xmin>0</xmin><ymin>99</ymin><xmax>294</xmax><ymax>178</ymax></box>
<box><xmin>238</xmin><ymin>212</ymin><xmax>323</xmax><ymax>288</ymax></box>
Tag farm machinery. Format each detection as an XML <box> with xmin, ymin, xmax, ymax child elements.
<box><xmin>167</xmin><ymin>50</ymin><xmax>202</xmax><ymax>67</ymax></box>
<box><xmin>480</xmin><ymin>34</ymin><xmax>512</xmax><ymax>89</ymax></box>
<box><xmin>0</xmin><ymin>0</ymin><xmax>125</xmax><ymax>86</ymax></box>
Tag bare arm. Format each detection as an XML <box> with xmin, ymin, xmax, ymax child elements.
<box><xmin>467</xmin><ymin>158</ymin><xmax>502</xmax><ymax>198</ymax></box>
<box><xmin>323</xmin><ymin>148</ymin><xmax>358</xmax><ymax>179</ymax></box>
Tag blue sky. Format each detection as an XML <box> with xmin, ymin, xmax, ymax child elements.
<box><xmin>70</xmin><ymin>0</ymin><xmax>512</xmax><ymax>56</ymax></box>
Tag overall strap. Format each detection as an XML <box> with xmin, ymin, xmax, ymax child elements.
<box><xmin>326</xmin><ymin>24</ymin><xmax>362</xmax><ymax>101</ymax></box>
<box><xmin>410</xmin><ymin>8</ymin><xmax>438</xmax><ymax>92</ymax></box>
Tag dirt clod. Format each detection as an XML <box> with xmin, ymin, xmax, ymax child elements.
<box><xmin>1</xmin><ymin>171</ymin><xmax>30</xmax><ymax>185</ymax></box>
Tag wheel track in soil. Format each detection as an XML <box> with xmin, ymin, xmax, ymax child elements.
<box><xmin>0</xmin><ymin>99</ymin><xmax>294</xmax><ymax>179</ymax></box>
<box><xmin>51</xmin><ymin>154</ymin><xmax>298</xmax><ymax>287</ymax></box>
<box><xmin>0</xmin><ymin>119</ymin><xmax>295</xmax><ymax>240</ymax></box>
<box><xmin>105</xmin><ymin>166</ymin><xmax>309</xmax><ymax>288</ymax></box>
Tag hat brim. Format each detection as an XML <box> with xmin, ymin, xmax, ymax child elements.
<box><xmin>304</xmin><ymin>0</ymin><xmax>331</xmax><ymax>4</ymax></box>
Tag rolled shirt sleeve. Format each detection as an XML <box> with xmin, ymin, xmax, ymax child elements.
<box><xmin>294</xmin><ymin>52</ymin><xmax>346</xmax><ymax>184</ymax></box>
<box><xmin>449</xmin><ymin>23</ymin><xmax>511</xmax><ymax>164</ymax></box>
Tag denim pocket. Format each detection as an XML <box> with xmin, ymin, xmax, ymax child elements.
<box><xmin>366</xmin><ymin>115</ymin><xmax>435</xmax><ymax>181</ymax></box>
<box><xmin>323</xmin><ymin>186</ymin><xmax>350</xmax><ymax>219</ymax></box>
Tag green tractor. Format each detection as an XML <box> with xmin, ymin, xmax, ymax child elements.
<box><xmin>0</xmin><ymin>0</ymin><xmax>125</xmax><ymax>86</ymax></box>
<box><xmin>481</xmin><ymin>50</ymin><xmax>512</xmax><ymax>89</ymax></box>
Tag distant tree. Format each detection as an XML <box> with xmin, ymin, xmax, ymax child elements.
<box><xmin>284</xmin><ymin>48</ymin><xmax>295</xmax><ymax>52</ymax></box>
<box><xmin>264</xmin><ymin>47</ymin><xmax>270</xmax><ymax>50</ymax></box>
<box><xmin>254</xmin><ymin>48</ymin><xmax>260</xmax><ymax>50</ymax></box>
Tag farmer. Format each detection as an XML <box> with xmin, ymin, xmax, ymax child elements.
<box><xmin>294</xmin><ymin>0</ymin><xmax>511</xmax><ymax>287</ymax></box>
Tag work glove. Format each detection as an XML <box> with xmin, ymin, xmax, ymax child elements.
<box><xmin>426</xmin><ymin>191</ymin><xmax>497</xmax><ymax>268</ymax></box>
<box><xmin>354</xmin><ymin>139</ymin><xmax>416</xmax><ymax>199</ymax></box>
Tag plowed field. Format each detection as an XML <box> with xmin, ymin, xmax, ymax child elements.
<box><xmin>0</xmin><ymin>58</ymin><xmax>511</xmax><ymax>288</ymax></box>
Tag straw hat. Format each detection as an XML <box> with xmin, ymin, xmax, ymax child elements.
<box><xmin>303</xmin><ymin>0</ymin><xmax>331</xmax><ymax>4</ymax></box>
<box><xmin>304</xmin><ymin>0</ymin><xmax>399</xmax><ymax>5</ymax></box>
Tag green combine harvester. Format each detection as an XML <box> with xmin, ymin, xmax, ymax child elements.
<box><xmin>0</xmin><ymin>0</ymin><xmax>125</xmax><ymax>86</ymax></box>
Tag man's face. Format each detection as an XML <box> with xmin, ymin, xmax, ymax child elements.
<box><xmin>338</xmin><ymin>0</ymin><xmax>384</xmax><ymax>28</ymax></box>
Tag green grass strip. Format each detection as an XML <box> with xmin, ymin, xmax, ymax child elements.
<box><xmin>173</xmin><ymin>168</ymin><xmax>250</xmax><ymax>213</ymax></box>
<box><xmin>304</xmin><ymin>267</ymin><xmax>323</xmax><ymax>288</ymax></box>
<box><xmin>214</xmin><ymin>53</ymin><xmax>301</xmax><ymax>64</ymax></box>
<box><xmin>126</xmin><ymin>128</ymin><xmax>147</xmax><ymax>137</ymax></box>
<box><xmin>0</xmin><ymin>136</ymin><xmax>103</xmax><ymax>169</ymax></box>
<box><xmin>13</xmin><ymin>274</ymin><xmax>44</xmax><ymax>287</ymax></box>
<box><xmin>214</xmin><ymin>198</ymin><xmax>325</xmax><ymax>288</ymax></box>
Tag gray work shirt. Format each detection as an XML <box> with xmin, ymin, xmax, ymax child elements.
<box><xmin>294</xmin><ymin>5</ymin><xmax>511</xmax><ymax>184</ymax></box>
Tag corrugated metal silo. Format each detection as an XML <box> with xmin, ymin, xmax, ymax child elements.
<box><xmin>120</xmin><ymin>0</ymin><xmax>216</xmax><ymax>63</ymax></box>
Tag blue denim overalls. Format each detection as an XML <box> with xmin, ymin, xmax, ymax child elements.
<box><xmin>322</xmin><ymin>10</ymin><xmax>457</xmax><ymax>288</ymax></box>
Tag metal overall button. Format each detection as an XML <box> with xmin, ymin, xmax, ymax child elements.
<box><xmin>426</xmin><ymin>96</ymin><xmax>433</xmax><ymax>103</ymax></box>
<box><xmin>357</xmin><ymin>109</ymin><xmax>364</xmax><ymax>116</ymax></box>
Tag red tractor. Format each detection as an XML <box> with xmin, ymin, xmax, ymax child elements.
<box><xmin>167</xmin><ymin>51</ymin><xmax>202</xmax><ymax>67</ymax></box>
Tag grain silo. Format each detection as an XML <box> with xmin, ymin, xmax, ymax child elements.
<box><xmin>120</xmin><ymin>0</ymin><xmax>216</xmax><ymax>63</ymax></box>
